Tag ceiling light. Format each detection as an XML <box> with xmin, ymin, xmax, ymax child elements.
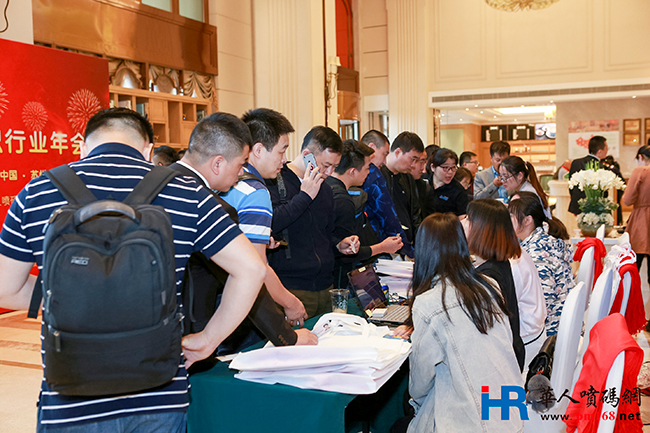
<box><xmin>494</xmin><ymin>116</ymin><xmax>497</xmax><ymax>118</ymax></box>
<box><xmin>632</xmin><ymin>96</ymin><xmax>637</xmax><ymax>99</ymax></box>
<box><xmin>465</xmin><ymin>108</ymin><xmax>469</xmax><ymax>111</ymax></box>
<box><xmin>441</xmin><ymin>113</ymin><xmax>445</xmax><ymax>116</ymax></box>
<box><xmin>474</xmin><ymin>104</ymin><xmax>478</xmax><ymax>107</ymax></box>
<box><xmin>480</xmin><ymin>111</ymin><xmax>484</xmax><ymax>114</ymax></box>
<box><xmin>496</xmin><ymin>105</ymin><xmax>556</xmax><ymax>115</ymax></box>
<box><xmin>550</xmin><ymin>100</ymin><xmax>553</xmax><ymax>103</ymax></box>
<box><xmin>514</xmin><ymin>119</ymin><xmax>517</xmax><ymax>122</ymax></box>
<box><xmin>459</xmin><ymin>119</ymin><xmax>463</xmax><ymax>121</ymax></box>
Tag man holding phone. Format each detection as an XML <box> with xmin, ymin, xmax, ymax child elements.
<box><xmin>266</xmin><ymin>126</ymin><xmax>359</xmax><ymax>318</ymax></box>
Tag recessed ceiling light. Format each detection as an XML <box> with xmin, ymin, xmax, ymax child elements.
<box><xmin>514</xmin><ymin>119</ymin><xmax>517</xmax><ymax>122</ymax></box>
<box><xmin>521</xmin><ymin>105</ymin><xmax>525</xmax><ymax>108</ymax></box>
<box><xmin>459</xmin><ymin>119</ymin><xmax>463</xmax><ymax>121</ymax></box>
<box><xmin>441</xmin><ymin>113</ymin><xmax>445</xmax><ymax>116</ymax></box>
<box><xmin>494</xmin><ymin>116</ymin><xmax>497</xmax><ymax>118</ymax></box>
<box><xmin>496</xmin><ymin>105</ymin><xmax>555</xmax><ymax>115</ymax></box>
<box><xmin>465</xmin><ymin>108</ymin><xmax>469</xmax><ymax>111</ymax></box>
<box><xmin>474</xmin><ymin>104</ymin><xmax>478</xmax><ymax>107</ymax></box>
<box><xmin>632</xmin><ymin>96</ymin><xmax>637</xmax><ymax>99</ymax></box>
<box><xmin>480</xmin><ymin>111</ymin><xmax>484</xmax><ymax>114</ymax></box>
<box><xmin>550</xmin><ymin>100</ymin><xmax>553</xmax><ymax>103</ymax></box>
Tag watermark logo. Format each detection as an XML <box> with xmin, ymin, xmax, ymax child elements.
<box><xmin>481</xmin><ymin>386</ymin><xmax>529</xmax><ymax>420</ymax></box>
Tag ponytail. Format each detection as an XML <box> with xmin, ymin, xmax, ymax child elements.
<box><xmin>525</xmin><ymin>162</ymin><xmax>549</xmax><ymax>209</ymax></box>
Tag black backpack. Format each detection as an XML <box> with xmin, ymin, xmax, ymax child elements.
<box><xmin>28</xmin><ymin>165</ymin><xmax>181</xmax><ymax>396</ymax></box>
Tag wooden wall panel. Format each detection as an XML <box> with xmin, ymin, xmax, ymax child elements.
<box><xmin>33</xmin><ymin>0</ymin><xmax>218</xmax><ymax>75</ymax></box>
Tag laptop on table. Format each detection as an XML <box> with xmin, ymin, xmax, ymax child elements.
<box><xmin>347</xmin><ymin>265</ymin><xmax>410</xmax><ymax>326</ymax></box>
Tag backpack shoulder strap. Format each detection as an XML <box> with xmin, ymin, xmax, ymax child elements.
<box><xmin>238</xmin><ymin>172</ymin><xmax>260</xmax><ymax>183</ymax></box>
<box><xmin>276</xmin><ymin>172</ymin><xmax>288</xmax><ymax>204</ymax></box>
<box><xmin>123</xmin><ymin>166</ymin><xmax>178</xmax><ymax>206</ymax></box>
<box><xmin>45</xmin><ymin>165</ymin><xmax>97</xmax><ymax>206</ymax></box>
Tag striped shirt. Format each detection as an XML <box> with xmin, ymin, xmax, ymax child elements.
<box><xmin>220</xmin><ymin>164</ymin><xmax>273</xmax><ymax>244</ymax></box>
<box><xmin>0</xmin><ymin>143</ymin><xmax>241</xmax><ymax>426</ymax></box>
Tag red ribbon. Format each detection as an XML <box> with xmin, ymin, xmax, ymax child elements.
<box><xmin>610</xmin><ymin>261</ymin><xmax>647</xmax><ymax>335</ymax></box>
<box><xmin>574</xmin><ymin>238</ymin><xmax>607</xmax><ymax>291</ymax></box>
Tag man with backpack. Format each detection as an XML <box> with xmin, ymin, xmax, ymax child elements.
<box><xmin>0</xmin><ymin>108</ymin><xmax>266</xmax><ymax>431</ymax></box>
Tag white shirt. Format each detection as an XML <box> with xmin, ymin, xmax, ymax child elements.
<box><xmin>510</xmin><ymin>249</ymin><xmax>547</xmax><ymax>341</ymax></box>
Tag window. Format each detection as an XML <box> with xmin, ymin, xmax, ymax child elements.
<box><xmin>180</xmin><ymin>0</ymin><xmax>204</xmax><ymax>22</ymax></box>
<box><xmin>142</xmin><ymin>0</ymin><xmax>171</xmax><ymax>12</ymax></box>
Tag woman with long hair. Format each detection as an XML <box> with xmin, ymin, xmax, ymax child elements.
<box><xmin>407</xmin><ymin>213</ymin><xmax>523</xmax><ymax>433</ymax></box>
<box><xmin>499</xmin><ymin>155</ymin><xmax>551</xmax><ymax>218</ymax></box>
<box><xmin>425</xmin><ymin>149</ymin><xmax>469</xmax><ymax>216</ymax></box>
<box><xmin>508</xmin><ymin>192</ymin><xmax>574</xmax><ymax>336</ymax></box>
<box><xmin>466</xmin><ymin>199</ymin><xmax>546</xmax><ymax>368</ymax></box>
<box><xmin>622</xmin><ymin>144</ymin><xmax>650</xmax><ymax>285</ymax></box>
<box><xmin>464</xmin><ymin>199</ymin><xmax>525</xmax><ymax>371</ymax></box>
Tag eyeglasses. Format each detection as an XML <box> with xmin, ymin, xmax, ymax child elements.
<box><xmin>466</xmin><ymin>160</ymin><xmax>479</xmax><ymax>165</ymax></box>
<box><xmin>499</xmin><ymin>173</ymin><xmax>513</xmax><ymax>182</ymax></box>
<box><xmin>438</xmin><ymin>165</ymin><xmax>458</xmax><ymax>173</ymax></box>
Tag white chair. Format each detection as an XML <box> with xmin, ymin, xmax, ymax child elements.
<box><xmin>574</xmin><ymin>266</ymin><xmax>614</xmax><ymax>383</ymax></box>
<box><xmin>523</xmin><ymin>282</ymin><xmax>586</xmax><ymax>433</ymax></box>
<box><xmin>596</xmin><ymin>224</ymin><xmax>605</xmax><ymax>242</ymax></box>
<box><xmin>616</xmin><ymin>232</ymin><xmax>630</xmax><ymax>247</ymax></box>
<box><xmin>596</xmin><ymin>352</ymin><xmax>625</xmax><ymax>433</ymax></box>
<box><xmin>576</xmin><ymin>246</ymin><xmax>595</xmax><ymax>310</ymax></box>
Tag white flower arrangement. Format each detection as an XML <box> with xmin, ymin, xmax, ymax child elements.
<box><xmin>569</xmin><ymin>161</ymin><xmax>625</xmax><ymax>231</ymax></box>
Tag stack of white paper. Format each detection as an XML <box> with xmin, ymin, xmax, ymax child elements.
<box><xmin>375</xmin><ymin>259</ymin><xmax>413</xmax><ymax>298</ymax></box>
<box><xmin>230</xmin><ymin>313</ymin><xmax>411</xmax><ymax>394</ymax></box>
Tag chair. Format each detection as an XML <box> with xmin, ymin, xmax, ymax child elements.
<box><xmin>596</xmin><ymin>224</ymin><xmax>605</xmax><ymax>242</ymax></box>
<box><xmin>616</xmin><ymin>232</ymin><xmax>630</xmax><ymax>247</ymax></box>
<box><xmin>576</xmin><ymin>246</ymin><xmax>595</xmax><ymax>309</ymax></box>
<box><xmin>574</xmin><ymin>266</ymin><xmax>614</xmax><ymax>383</ymax></box>
<box><xmin>596</xmin><ymin>352</ymin><xmax>625</xmax><ymax>433</ymax></box>
<box><xmin>523</xmin><ymin>282</ymin><xmax>586</xmax><ymax>433</ymax></box>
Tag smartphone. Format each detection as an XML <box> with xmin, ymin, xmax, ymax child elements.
<box><xmin>303</xmin><ymin>153</ymin><xmax>317</xmax><ymax>173</ymax></box>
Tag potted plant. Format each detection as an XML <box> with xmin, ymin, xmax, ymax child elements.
<box><xmin>568</xmin><ymin>161</ymin><xmax>626</xmax><ymax>237</ymax></box>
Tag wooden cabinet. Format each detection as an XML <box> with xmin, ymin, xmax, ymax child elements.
<box><xmin>478</xmin><ymin>139</ymin><xmax>556</xmax><ymax>174</ymax></box>
<box><xmin>109</xmin><ymin>86</ymin><xmax>214</xmax><ymax>150</ymax></box>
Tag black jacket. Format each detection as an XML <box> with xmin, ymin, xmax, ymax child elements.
<box><xmin>428</xmin><ymin>179</ymin><xmax>470</xmax><ymax>216</ymax></box>
<box><xmin>266</xmin><ymin>164</ymin><xmax>339</xmax><ymax>292</ymax></box>
<box><xmin>326</xmin><ymin>177</ymin><xmax>375</xmax><ymax>289</ymax></box>
<box><xmin>380</xmin><ymin>166</ymin><xmax>421</xmax><ymax>244</ymax></box>
<box><xmin>169</xmin><ymin>162</ymin><xmax>296</xmax><ymax>356</ymax></box>
<box><xmin>476</xmin><ymin>259</ymin><xmax>525</xmax><ymax>372</ymax></box>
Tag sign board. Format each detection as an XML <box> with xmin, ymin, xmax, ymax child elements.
<box><xmin>568</xmin><ymin>120</ymin><xmax>619</xmax><ymax>159</ymax></box>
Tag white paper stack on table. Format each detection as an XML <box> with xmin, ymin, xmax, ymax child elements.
<box><xmin>230</xmin><ymin>313</ymin><xmax>411</xmax><ymax>394</ymax></box>
<box><xmin>375</xmin><ymin>258</ymin><xmax>413</xmax><ymax>299</ymax></box>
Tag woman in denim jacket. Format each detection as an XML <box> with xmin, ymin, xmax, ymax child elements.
<box><xmin>407</xmin><ymin>213</ymin><xmax>524</xmax><ymax>433</ymax></box>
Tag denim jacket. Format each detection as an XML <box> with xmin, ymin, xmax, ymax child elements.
<box><xmin>408</xmin><ymin>278</ymin><xmax>524</xmax><ymax>433</ymax></box>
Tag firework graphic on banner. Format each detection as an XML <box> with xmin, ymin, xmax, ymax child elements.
<box><xmin>22</xmin><ymin>101</ymin><xmax>48</xmax><ymax>131</ymax></box>
<box><xmin>67</xmin><ymin>89</ymin><xmax>102</xmax><ymax>133</ymax></box>
<box><xmin>0</xmin><ymin>81</ymin><xmax>8</xmax><ymax>120</ymax></box>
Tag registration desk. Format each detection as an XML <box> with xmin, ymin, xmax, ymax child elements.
<box><xmin>188</xmin><ymin>309</ymin><xmax>409</xmax><ymax>433</ymax></box>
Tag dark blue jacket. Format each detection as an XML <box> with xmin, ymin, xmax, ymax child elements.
<box><xmin>266</xmin><ymin>164</ymin><xmax>339</xmax><ymax>292</ymax></box>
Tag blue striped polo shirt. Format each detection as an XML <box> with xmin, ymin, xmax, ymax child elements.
<box><xmin>0</xmin><ymin>142</ymin><xmax>241</xmax><ymax>426</ymax></box>
<box><xmin>220</xmin><ymin>164</ymin><xmax>273</xmax><ymax>244</ymax></box>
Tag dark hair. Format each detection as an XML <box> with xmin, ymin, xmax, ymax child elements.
<box><xmin>335</xmin><ymin>139</ymin><xmax>374</xmax><ymax>174</ymax></box>
<box><xmin>410</xmin><ymin>213</ymin><xmax>508</xmax><ymax>334</ymax></box>
<box><xmin>466</xmin><ymin>199</ymin><xmax>521</xmax><ymax>261</ymax></box>
<box><xmin>459</xmin><ymin>151</ymin><xmax>477</xmax><ymax>166</ymax></box>
<box><xmin>85</xmin><ymin>108</ymin><xmax>154</xmax><ymax>143</ymax></box>
<box><xmin>242</xmin><ymin>108</ymin><xmax>294</xmax><ymax>152</ymax></box>
<box><xmin>425</xmin><ymin>144</ymin><xmax>440</xmax><ymax>160</ymax></box>
<box><xmin>301</xmin><ymin>126</ymin><xmax>343</xmax><ymax>155</ymax></box>
<box><xmin>361</xmin><ymin>129</ymin><xmax>389</xmax><ymax>149</ymax></box>
<box><xmin>508</xmin><ymin>191</ymin><xmax>569</xmax><ymax>240</ymax></box>
<box><xmin>390</xmin><ymin>131</ymin><xmax>425</xmax><ymax>154</ymax></box>
<box><xmin>490</xmin><ymin>141</ymin><xmax>510</xmax><ymax>157</ymax></box>
<box><xmin>588</xmin><ymin>136</ymin><xmax>607</xmax><ymax>155</ymax></box>
<box><xmin>499</xmin><ymin>155</ymin><xmax>549</xmax><ymax>208</ymax></box>
<box><xmin>187</xmin><ymin>112</ymin><xmax>252</xmax><ymax>161</ymax></box>
<box><xmin>426</xmin><ymin>148</ymin><xmax>458</xmax><ymax>183</ymax></box>
<box><xmin>454</xmin><ymin>166</ymin><xmax>472</xmax><ymax>185</ymax></box>
<box><xmin>153</xmin><ymin>145</ymin><xmax>180</xmax><ymax>165</ymax></box>
<box><xmin>177</xmin><ymin>149</ymin><xmax>187</xmax><ymax>159</ymax></box>
<box><xmin>637</xmin><ymin>144</ymin><xmax>650</xmax><ymax>159</ymax></box>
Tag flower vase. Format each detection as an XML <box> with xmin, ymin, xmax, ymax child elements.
<box><xmin>578</xmin><ymin>219</ymin><xmax>613</xmax><ymax>238</ymax></box>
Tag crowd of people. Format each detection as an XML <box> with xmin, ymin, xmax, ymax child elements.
<box><xmin>0</xmin><ymin>105</ymin><xmax>638</xmax><ymax>432</ymax></box>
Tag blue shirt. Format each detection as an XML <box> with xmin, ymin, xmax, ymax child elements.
<box><xmin>361</xmin><ymin>163</ymin><xmax>414</xmax><ymax>258</ymax></box>
<box><xmin>0</xmin><ymin>143</ymin><xmax>241</xmax><ymax>426</ymax></box>
<box><xmin>221</xmin><ymin>164</ymin><xmax>273</xmax><ymax>245</ymax></box>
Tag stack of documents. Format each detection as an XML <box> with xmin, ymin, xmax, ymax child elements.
<box><xmin>230</xmin><ymin>313</ymin><xmax>411</xmax><ymax>394</ymax></box>
<box><xmin>375</xmin><ymin>259</ymin><xmax>413</xmax><ymax>298</ymax></box>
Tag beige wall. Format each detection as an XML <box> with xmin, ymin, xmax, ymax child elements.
<box><xmin>359</xmin><ymin>0</ymin><xmax>389</xmax><ymax>114</ymax></box>
<box><xmin>556</xmin><ymin>97</ymin><xmax>650</xmax><ymax>178</ymax></box>
<box><xmin>428</xmin><ymin>0</ymin><xmax>650</xmax><ymax>92</ymax></box>
<box><xmin>0</xmin><ymin>0</ymin><xmax>33</xmax><ymax>44</ymax></box>
<box><xmin>208</xmin><ymin>0</ymin><xmax>255</xmax><ymax>116</ymax></box>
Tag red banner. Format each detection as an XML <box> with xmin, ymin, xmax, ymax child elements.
<box><xmin>0</xmin><ymin>39</ymin><xmax>109</xmax><ymax>225</ymax></box>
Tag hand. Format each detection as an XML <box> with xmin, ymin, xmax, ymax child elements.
<box><xmin>283</xmin><ymin>294</ymin><xmax>308</xmax><ymax>327</ymax></box>
<box><xmin>493</xmin><ymin>176</ymin><xmax>503</xmax><ymax>187</ymax></box>
<box><xmin>181</xmin><ymin>331</ymin><xmax>215</xmax><ymax>368</ymax></box>
<box><xmin>337</xmin><ymin>235</ymin><xmax>360</xmax><ymax>255</ymax></box>
<box><xmin>294</xmin><ymin>328</ymin><xmax>318</xmax><ymax>346</ymax></box>
<box><xmin>300</xmin><ymin>164</ymin><xmax>323</xmax><ymax>200</ymax></box>
<box><xmin>393</xmin><ymin>325</ymin><xmax>413</xmax><ymax>337</ymax></box>
<box><xmin>380</xmin><ymin>236</ymin><xmax>403</xmax><ymax>254</ymax></box>
<box><xmin>268</xmin><ymin>237</ymin><xmax>282</xmax><ymax>249</ymax></box>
